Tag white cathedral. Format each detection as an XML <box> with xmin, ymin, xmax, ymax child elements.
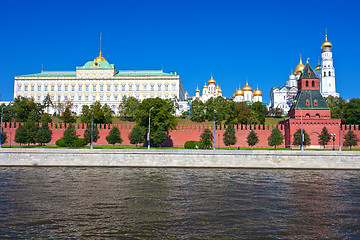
<box><xmin>270</xmin><ymin>33</ymin><xmax>339</xmax><ymax>113</ymax></box>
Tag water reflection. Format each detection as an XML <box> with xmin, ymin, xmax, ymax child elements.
<box><xmin>0</xmin><ymin>168</ymin><xmax>359</xmax><ymax>239</ymax></box>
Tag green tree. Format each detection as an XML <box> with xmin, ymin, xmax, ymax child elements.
<box><xmin>0</xmin><ymin>103</ymin><xmax>13</xmax><ymax>122</ymax></box>
<box><xmin>43</xmin><ymin>93</ymin><xmax>53</xmax><ymax>113</ymax></box>
<box><xmin>61</xmin><ymin>106</ymin><xmax>76</xmax><ymax>123</ymax></box>
<box><xmin>152</xmin><ymin>127</ymin><xmax>167</xmax><ymax>147</ymax></box>
<box><xmin>118</xmin><ymin>96</ymin><xmax>140</xmax><ymax>121</ymax></box>
<box><xmin>1</xmin><ymin>131</ymin><xmax>7</xmax><ymax>145</ymax></box>
<box><xmin>325</xmin><ymin>96</ymin><xmax>346</xmax><ymax>119</ymax></box>
<box><xmin>200</xmin><ymin>128</ymin><xmax>213</xmax><ymax>149</ymax></box>
<box><xmin>135</xmin><ymin>98</ymin><xmax>176</xmax><ymax>134</ymax></box>
<box><xmin>83</xmin><ymin>125</ymin><xmax>100</xmax><ymax>144</ymax></box>
<box><xmin>128</xmin><ymin>126</ymin><xmax>145</xmax><ymax>148</ymax></box>
<box><xmin>251</xmin><ymin>102</ymin><xmax>266</xmax><ymax>125</ymax></box>
<box><xmin>14</xmin><ymin>122</ymin><xmax>39</xmax><ymax>146</ymax></box>
<box><xmin>223</xmin><ymin>125</ymin><xmax>237</xmax><ymax>149</ymax></box>
<box><xmin>36</xmin><ymin>124</ymin><xmax>53</xmax><ymax>146</ymax></box>
<box><xmin>40</xmin><ymin>113</ymin><xmax>52</xmax><ymax>124</ymax></box>
<box><xmin>12</xmin><ymin>96</ymin><xmax>43</xmax><ymax>122</ymax></box>
<box><xmin>343</xmin><ymin>130</ymin><xmax>359</xmax><ymax>151</ymax></box>
<box><xmin>81</xmin><ymin>102</ymin><xmax>113</xmax><ymax>124</ymax></box>
<box><xmin>233</xmin><ymin>102</ymin><xmax>252</xmax><ymax>125</ymax></box>
<box><xmin>15</xmin><ymin>125</ymin><xmax>27</xmax><ymax>146</ymax></box>
<box><xmin>293</xmin><ymin>129</ymin><xmax>311</xmax><ymax>147</ymax></box>
<box><xmin>106</xmin><ymin>126</ymin><xmax>123</xmax><ymax>148</ymax></box>
<box><xmin>342</xmin><ymin>98</ymin><xmax>360</xmax><ymax>125</ymax></box>
<box><xmin>268</xmin><ymin>127</ymin><xmax>284</xmax><ymax>150</ymax></box>
<box><xmin>247</xmin><ymin>130</ymin><xmax>259</xmax><ymax>149</ymax></box>
<box><xmin>318</xmin><ymin>127</ymin><xmax>331</xmax><ymax>149</ymax></box>
<box><xmin>190</xmin><ymin>99</ymin><xmax>206</xmax><ymax>122</ymax></box>
<box><xmin>62</xmin><ymin>124</ymin><xmax>79</xmax><ymax>147</ymax></box>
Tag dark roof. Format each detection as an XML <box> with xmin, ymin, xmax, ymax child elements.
<box><xmin>290</xmin><ymin>89</ymin><xmax>329</xmax><ymax>110</ymax></box>
<box><xmin>299</xmin><ymin>62</ymin><xmax>318</xmax><ymax>79</ymax></box>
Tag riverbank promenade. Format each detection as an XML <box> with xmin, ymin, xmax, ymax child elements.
<box><xmin>0</xmin><ymin>148</ymin><xmax>359</xmax><ymax>169</ymax></box>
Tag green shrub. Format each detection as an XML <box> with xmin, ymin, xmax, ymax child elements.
<box><xmin>184</xmin><ymin>141</ymin><xmax>201</xmax><ymax>149</ymax></box>
<box><xmin>74</xmin><ymin>138</ymin><xmax>87</xmax><ymax>147</ymax></box>
<box><xmin>55</xmin><ymin>139</ymin><xmax>66</xmax><ymax>147</ymax></box>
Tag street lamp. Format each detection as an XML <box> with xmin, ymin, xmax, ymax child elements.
<box><xmin>339</xmin><ymin>114</ymin><xmax>342</xmax><ymax>151</ymax></box>
<box><xmin>148</xmin><ymin>107</ymin><xmax>154</xmax><ymax>150</ymax></box>
<box><xmin>331</xmin><ymin>134</ymin><xmax>336</xmax><ymax>151</ymax></box>
<box><xmin>299</xmin><ymin>108</ymin><xmax>304</xmax><ymax>152</ymax></box>
<box><xmin>0</xmin><ymin>106</ymin><xmax>7</xmax><ymax>149</ymax></box>
<box><xmin>90</xmin><ymin>111</ymin><xmax>94</xmax><ymax>150</ymax></box>
<box><xmin>213</xmin><ymin>108</ymin><xmax>216</xmax><ymax>150</ymax></box>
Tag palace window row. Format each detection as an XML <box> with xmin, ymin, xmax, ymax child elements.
<box><xmin>17</xmin><ymin>82</ymin><xmax>178</xmax><ymax>92</ymax></box>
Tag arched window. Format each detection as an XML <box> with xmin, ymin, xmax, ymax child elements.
<box><xmin>315</xmin><ymin>113</ymin><xmax>320</xmax><ymax>118</ymax></box>
<box><xmin>306</xmin><ymin>81</ymin><xmax>309</xmax><ymax>87</ymax></box>
<box><xmin>329</xmin><ymin>71</ymin><xmax>331</xmax><ymax>76</ymax></box>
<box><xmin>324</xmin><ymin>72</ymin><xmax>326</xmax><ymax>77</ymax></box>
<box><xmin>305</xmin><ymin>113</ymin><xmax>310</xmax><ymax>118</ymax></box>
<box><xmin>312</xmin><ymin>81</ymin><xmax>315</xmax><ymax>87</ymax></box>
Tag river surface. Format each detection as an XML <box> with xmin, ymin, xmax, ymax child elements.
<box><xmin>0</xmin><ymin>167</ymin><xmax>359</xmax><ymax>239</ymax></box>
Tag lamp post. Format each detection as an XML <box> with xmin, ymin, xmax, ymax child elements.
<box><xmin>90</xmin><ymin>111</ymin><xmax>94</xmax><ymax>150</ymax></box>
<box><xmin>213</xmin><ymin>108</ymin><xmax>216</xmax><ymax>150</ymax></box>
<box><xmin>299</xmin><ymin>108</ymin><xmax>304</xmax><ymax>152</ymax></box>
<box><xmin>0</xmin><ymin>106</ymin><xmax>7</xmax><ymax>149</ymax></box>
<box><xmin>331</xmin><ymin>134</ymin><xmax>336</xmax><ymax>151</ymax></box>
<box><xmin>148</xmin><ymin>107</ymin><xmax>154</xmax><ymax>150</ymax></box>
<box><xmin>339</xmin><ymin>114</ymin><xmax>342</xmax><ymax>151</ymax></box>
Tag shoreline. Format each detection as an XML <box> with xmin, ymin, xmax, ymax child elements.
<box><xmin>0</xmin><ymin>148</ymin><xmax>359</xmax><ymax>169</ymax></box>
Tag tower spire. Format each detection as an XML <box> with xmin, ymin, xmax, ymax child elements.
<box><xmin>100</xmin><ymin>32</ymin><xmax>102</xmax><ymax>54</ymax></box>
<box><xmin>325</xmin><ymin>29</ymin><xmax>328</xmax><ymax>40</ymax></box>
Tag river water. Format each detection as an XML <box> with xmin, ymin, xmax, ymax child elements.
<box><xmin>0</xmin><ymin>167</ymin><xmax>359</xmax><ymax>239</ymax></box>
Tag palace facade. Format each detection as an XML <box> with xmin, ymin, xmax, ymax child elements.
<box><xmin>14</xmin><ymin>52</ymin><xmax>189</xmax><ymax>115</ymax></box>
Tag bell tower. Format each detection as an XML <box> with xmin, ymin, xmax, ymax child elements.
<box><xmin>320</xmin><ymin>32</ymin><xmax>339</xmax><ymax>97</ymax></box>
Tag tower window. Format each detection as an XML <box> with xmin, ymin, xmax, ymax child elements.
<box><xmin>312</xmin><ymin>81</ymin><xmax>315</xmax><ymax>87</ymax></box>
<box><xmin>324</xmin><ymin>72</ymin><xmax>326</xmax><ymax>77</ymax></box>
<box><xmin>306</xmin><ymin>81</ymin><xmax>309</xmax><ymax>87</ymax></box>
<box><xmin>329</xmin><ymin>71</ymin><xmax>331</xmax><ymax>76</ymax></box>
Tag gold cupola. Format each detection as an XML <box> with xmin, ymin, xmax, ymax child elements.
<box><xmin>94</xmin><ymin>51</ymin><xmax>107</xmax><ymax>62</ymax></box>
<box><xmin>321</xmin><ymin>34</ymin><xmax>332</xmax><ymax>50</ymax></box>
<box><xmin>242</xmin><ymin>82</ymin><xmax>253</xmax><ymax>92</ymax></box>
<box><xmin>294</xmin><ymin>56</ymin><xmax>305</xmax><ymax>75</ymax></box>
<box><xmin>218</xmin><ymin>89</ymin><xmax>223</xmax><ymax>93</ymax></box>
<box><xmin>235</xmin><ymin>88</ymin><xmax>244</xmax><ymax>96</ymax></box>
<box><xmin>216</xmin><ymin>85</ymin><xmax>220</xmax><ymax>89</ymax></box>
<box><xmin>203</xmin><ymin>83</ymin><xmax>208</xmax><ymax>89</ymax></box>
<box><xmin>253</xmin><ymin>88</ymin><xmax>263</xmax><ymax>96</ymax></box>
<box><xmin>314</xmin><ymin>64</ymin><xmax>321</xmax><ymax>71</ymax></box>
<box><xmin>208</xmin><ymin>76</ymin><xmax>216</xmax><ymax>85</ymax></box>
<box><xmin>195</xmin><ymin>87</ymin><xmax>200</xmax><ymax>93</ymax></box>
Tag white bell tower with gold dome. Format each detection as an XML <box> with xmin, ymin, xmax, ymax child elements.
<box><xmin>320</xmin><ymin>32</ymin><xmax>339</xmax><ymax>97</ymax></box>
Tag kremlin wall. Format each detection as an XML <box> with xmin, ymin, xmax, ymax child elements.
<box><xmin>1</xmin><ymin>122</ymin><xmax>359</xmax><ymax>149</ymax></box>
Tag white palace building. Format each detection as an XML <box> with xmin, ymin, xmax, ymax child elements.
<box><xmin>13</xmin><ymin>51</ymin><xmax>189</xmax><ymax>115</ymax></box>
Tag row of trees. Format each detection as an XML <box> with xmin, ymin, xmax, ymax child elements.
<box><xmin>325</xmin><ymin>96</ymin><xmax>360</xmax><ymax>124</ymax></box>
<box><xmin>189</xmin><ymin>97</ymin><xmax>267</xmax><ymax>125</ymax></box>
<box><xmin>197</xmin><ymin>126</ymin><xmax>359</xmax><ymax>150</ymax></box>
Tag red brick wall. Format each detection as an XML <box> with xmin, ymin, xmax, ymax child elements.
<box><xmin>1</xmin><ymin>122</ymin><xmax>359</xmax><ymax>149</ymax></box>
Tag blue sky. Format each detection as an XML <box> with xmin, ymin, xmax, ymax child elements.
<box><xmin>1</xmin><ymin>0</ymin><xmax>359</xmax><ymax>102</ymax></box>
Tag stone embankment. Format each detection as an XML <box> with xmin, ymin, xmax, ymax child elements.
<box><xmin>0</xmin><ymin>149</ymin><xmax>359</xmax><ymax>169</ymax></box>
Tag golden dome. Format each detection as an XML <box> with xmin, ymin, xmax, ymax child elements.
<box><xmin>235</xmin><ymin>88</ymin><xmax>244</xmax><ymax>96</ymax></box>
<box><xmin>216</xmin><ymin>85</ymin><xmax>220</xmax><ymax>89</ymax></box>
<box><xmin>208</xmin><ymin>76</ymin><xmax>216</xmax><ymax>85</ymax></box>
<box><xmin>321</xmin><ymin>35</ymin><xmax>332</xmax><ymax>50</ymax></box>
<box><xmin>232</xmin><ymin>92</ymin><xmax>235</xmax><ymax>99</ymax></box>
<box><xmin>195</xmin><ymin>87</ymin><xmax>200</xmax><ymax>93</ymax></box>
<box><xmin>203</xmin><ymin>84</ymin><xmax>208</xmax><ymax>89</ymax></box>
<box><xmin>253</xmin><ymin>88</ymin><xmax>262</xmax><ymax>97</ymax></box>
<box><xmin>94</xmin><ymin>51</ymin><xmax>107</xmax><ymax>62</ymax></box>
<box><xmin>294</xmin><ymin>56</ymin><xmax>305</xmax><ymax>75</ymax></box>
<box><xmin>218</xmin><ymin>89</ymin><xmax>223</xmax><ymax>93</ymax></box>
<box><xmin>242</xmin><ymin>83</ymin><xmax>253</xmax><ymax>92</ymax></box>
<box><xmin>314</xmin><ymin>64</ymin><xmax>321</xmax><ymax>71</ymax></box>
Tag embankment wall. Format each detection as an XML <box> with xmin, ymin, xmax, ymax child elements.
<box><xmin>0</xmin><ymin>149</ymin><xmax>359</xmax><ymax>169</ymax></box>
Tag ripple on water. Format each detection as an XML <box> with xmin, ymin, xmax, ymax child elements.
<box><xmin>0</xmin><ymin>167</ymin><xmax>359</xmax><ymax>239</ymax></box>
